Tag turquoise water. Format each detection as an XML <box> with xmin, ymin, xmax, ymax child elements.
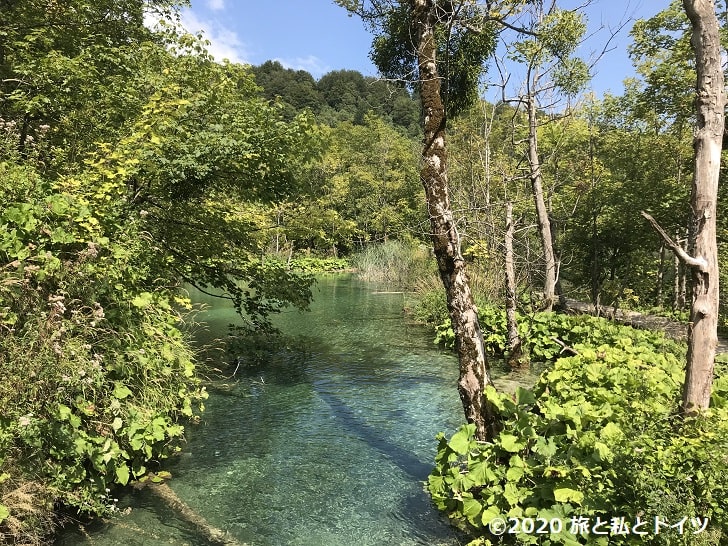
<box><xmin>57</xmin><ymin>274</ymin><xmax>528</xmax><ymax>545</ymax></box>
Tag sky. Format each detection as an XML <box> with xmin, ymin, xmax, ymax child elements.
<box><xmin>167</xmin><ymin>0</ymin><xmax>667</xmax><ymax>98</ymax></box>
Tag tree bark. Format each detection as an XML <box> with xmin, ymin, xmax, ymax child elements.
<box><xmin>505</xmin><ymin>201</ymin><xmax>526</xmax><ymax>368</ymax></box>
<box><xmin>680</xmin><ymin>0</ymin><xmax>724</xmax><ymax>413</ymax></box>
<box><xmin>673</xmin><ymin>234</ymin><xmax>687</xmax><ymax>311</ymax></box>
<box><xmin>527</xmin><ymin>91</ymin><xmax>557</xmax><ymax>311</ymax></box>
<box><xmin>656</xmin><ymin>243</ymin><xmax>666</xmax><ymax>305</ymax></box>
<box><xmin>410</xmin><ymin>0</ymin><xmax>497</xmax><ymax>440</ymax></box>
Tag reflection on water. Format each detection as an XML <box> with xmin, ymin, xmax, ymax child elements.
<box><xmin>57</xmin><ymin>274</ymin><xmax>535</xmax><ymax>545</ymax></box>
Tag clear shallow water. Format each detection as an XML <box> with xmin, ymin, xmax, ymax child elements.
<box><xmin>57</xmin><ymin>274</ymin><xmax>533</xmax><ymax>546</ymax></box>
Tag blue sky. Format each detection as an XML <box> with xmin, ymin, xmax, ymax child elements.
<box><xmin>173</xmin><ymin>0</ymin><xmax>665</xmax><ymax>98</ymax></box>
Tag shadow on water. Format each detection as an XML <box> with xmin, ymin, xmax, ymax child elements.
<box><xmin>315</xmin><ymin>389</ymin><xmax>433</xmax><ymax>481</ymax></box>
<box><xmin>56</xmin><ymin>275</ymin><xmax>532</xmax><ymax>545</ymax></box>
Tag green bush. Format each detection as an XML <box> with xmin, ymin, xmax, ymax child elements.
<box><xmin>433</xmin><ymin>306</ymin><xmax>681</xmax><ymax>362</ymax></box>
<box><xmin>428</xmin><ymin>339</ymin><xmax>727</xmax><ymax>545</ymax></box>
<box><xmin>0</xmin><ymin>161</ymin><xmax>206</xmax><ymax>542</ymax></box>
<box><xmin>287</xmin><ymin>255</ymin><xmax>351</xmax><ymax>273</ymax></box>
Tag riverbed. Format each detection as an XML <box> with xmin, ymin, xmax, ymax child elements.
<box><xmin>57</xmin><ymin>274</ymin><xmax>528</xmax><ymax>545</ymax></box>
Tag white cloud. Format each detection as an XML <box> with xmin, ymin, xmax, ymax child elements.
<box><xmin>206</xmin><ymin>0</ymin><xmax>225</xmax><ymax>11</ymax></box>
<box><xmin>276</xmin><ymin>55</ymin><xmax>331</xmax><ymax>78</ymax></box>
<box><xmin>179</xmin><ymin>8</ymin><xmax>249</xmax><ymax>65</ymax></box>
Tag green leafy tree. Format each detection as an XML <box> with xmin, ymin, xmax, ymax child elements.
<box><xmin>502</xmin><ymin>1</ymin><xmax>590</xmax><ymax>311</ymax></box>
<box><xmin>0</xmin><ymin>0</ymin><xmax>182</xmax><ymax>170</ymax></box>
<box><xmin>252</xmin><ymin>60</ymin><xmax>325</xmax><ymax>119</ymax></box>
<box><xmin>0</xmin><ymin>4</ymin><xmax>321</xmax><ymax>539</ymax></box>
<box><xmin>321</xmin><ymin>115</ymin><xmax>423</xmax><ymax>244</ymax></box>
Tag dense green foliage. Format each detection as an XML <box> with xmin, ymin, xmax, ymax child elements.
<box><xmin>432</xmin><ymin>305</ymin><xmax>681</xmax><ymax>363</ymax></box>
<box><xmin>429</xmin><ymin>324</ymin><xmax>727</xmax><ymax>545</ymax></box>
<box><xmin>260</xmin><ymin>114</ymin><xmax>424</xmax><ymax>256</ymax></box>
<box><xmin>251</xmin><ymin>61</ymin><xmax>420</xmax><ymax>135</ymax></box>
<box><xmin>0</xmin><ymin>2</ymin><xmax>321</xmax><ymax>542</ymax></box>
<box><xmin>2</xmin><ymin>0</ymin><xmax>727</xmax><ymax>542</ymax></box>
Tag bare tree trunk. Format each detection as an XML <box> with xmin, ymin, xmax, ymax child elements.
<box><xmin>641</xmin><ymin>0</ymin><xmax>723</xmax><ymax>414</ymax></box>
<box><xmin>674</xmin><ymin>235</ymin><xmax>687</xmax><ymax>311</ymax></box>
<box><xmin>679</xmin><ymin>255</ymin><xmax>687</xmax><ymax>309</ymax></box>
<box><xmin>505</xmin><ymin>201</ymin><xmax>526</xmax><ymax>368</ymax></box>
<box><xmin>656</xmin><ymin>243</ymin><xmax>666</xmax><ymax>305</ymax></box>
<box><xmin>674</xmin><ymin>247</ymin><xmax>682</xmax><ymax>311</ymax></box>
<box><xmin>527</xmin><ymin>91</ymin><xmax>557</xmax><ymax>311</ymax></box>
<box><xmin>411</xmin><ymin>0</ymin><xmax>497</xmax><ymax>440</ymax></box>
<box><xmin>681</xmin><ymin>0</ymin><xmax>724</xmax><ymax>413</ymax></box>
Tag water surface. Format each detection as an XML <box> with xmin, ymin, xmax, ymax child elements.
<box><xmin>58</xmin><ymin>274</ymin><xmax>527</xmax><ymax>545</ymax></box>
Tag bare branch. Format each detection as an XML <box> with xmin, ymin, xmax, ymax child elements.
<box><xmin>641</xmin><ymin>211</ymin><xmax>707</xmax><ymax>271</ymax></box>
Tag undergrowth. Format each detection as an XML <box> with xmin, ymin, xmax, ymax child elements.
<box><xmin>0</xmin><ymin>156</ymin><xmax>206</xmax><ymax>543</ymax></box>
<box><xmin>432</xmin><ymin>306</ymin><xmax>683</xmax><ymax>362</ymax></box>
<box><xmin>428</xmin><ymin>312</ymin><xmax>726</xmax><ymax>545</ymax></box>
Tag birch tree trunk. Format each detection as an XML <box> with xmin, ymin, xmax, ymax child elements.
<box><xmin>681</xmin><ymin>0</ymin><xmax>724</xmax><ymax>413</ymax></box>
<box><xmin>410</xmin><ymin>0</ymin><xmax>497</xmax><ymax>440</ymax></box>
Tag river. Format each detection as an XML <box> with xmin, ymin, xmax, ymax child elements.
<box><xmin>57</xmin><ymin>274</ymin><xmax>529</xmax><ymax>545</ymax></box>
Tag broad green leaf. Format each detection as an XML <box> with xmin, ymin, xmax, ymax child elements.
<box><xmin>481</xmin><ymin>505</ymin><xmax>502</xmax><ymax>526</ymax></box>
<box><xmin>58</xmin><ymin>404</ymin><xmax>72</xmax><ymax>420</ymax></box>
<box><xmin>533</xmin><ymin>437</ymin><xmax>558</xmax><ymax>457</ymax></box>
<box><xmin>448</xmin><ymin>425</ymin><xmax>474</xmax><ymax>455</ymax></box>
<box><xmin>116</xmin><ymin>464</ymin><xmax>130</xmax><ymax>486</ymax></box>
<box><xmin>553</xmin><ymin>487</ymin><xmax>584</xmax><ymax>504</ymax></box>
<box><xmin>503</xmin><ymin>482</ymin><xmax>521</xmax><ymax>505</ymax></box>
<box><xmin>515</xmin><ymin>386</ymin><xmax>536</xmax><ymax>406</ymax></box>
<box><xmin>593</xmin><ymin>441</ymin><xmax>612</xmax><ymax>462</ymax></box>
<box><xmin>499</xmin><ymin>434</ymin><xmax>525</xmax><ymax>453</ymax></box>
<box><xmin>461</xmin><ymin>496</ymin><xmax>483</xmax><ymax>521</ymax></box>
<box><xmin>506</xmin><ymin>466</ymin><xmax>524</xmax><ymax>482</ymax></box>
<box><xmin>113</xmin><ymin>383</ymin><xmax>133</xmax><ymax>400</ymax></box>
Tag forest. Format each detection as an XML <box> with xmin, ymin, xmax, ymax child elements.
<box><xmin>0</xmin><ymin>0</ymin><xmax>727</xmax><ymax>544</ymax></box>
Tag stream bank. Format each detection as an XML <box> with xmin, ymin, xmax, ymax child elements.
<box><xmin>56</xmin><ymin>275</ymin><xmax>536</xmax><ymax>545</ymax></box>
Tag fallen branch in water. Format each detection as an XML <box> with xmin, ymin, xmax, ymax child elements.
<box><xmin>135</xmin><ymin>475</ymin><xmax>245</xmax><ymax>546</ymax></box>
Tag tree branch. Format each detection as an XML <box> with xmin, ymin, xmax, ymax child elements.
<box><xmin>641</xmin><ymin>211</ymin><xmax>707</xmax><ymax>271</ymax></box>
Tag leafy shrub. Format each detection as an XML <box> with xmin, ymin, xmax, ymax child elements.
<box><xmin>428</xmin><ymin>339</ymin><xmax>727</xmax><ymax>545</ymax></box>
<box><xmin>432</xmin><ymin>305</ymin><xmax>681</xmax><ymax>363</ymax></box>
<box><xmin>0</xmin><ymin>161</ymin><xmax>206</xmax><ymax>542</ymax></box>
<box><xmin>287</xmin><ymin>255</ymin><xmax>351</xmax><ymax>273</ymax></box>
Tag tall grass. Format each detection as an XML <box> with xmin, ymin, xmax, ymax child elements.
<box><xmin>351</xmin><ymin>240</ymin><xmax>435</xmax><ymax>289</ymax></box>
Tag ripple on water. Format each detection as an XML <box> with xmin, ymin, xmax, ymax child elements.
<box><xmin>57</xmin><ymin>276</ymin><xmax>538</xmax><ymax>545</ymax></box>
